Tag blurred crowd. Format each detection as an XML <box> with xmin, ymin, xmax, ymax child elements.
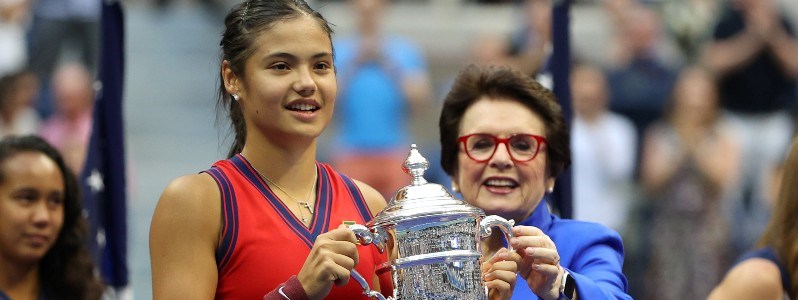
<box><xmin>573</xmin><ymin>1</ymin><xmax>797</xmax><ymax>298</ymax></box>
<box><xmin>0</xmin><ymin>0</ymin><xmax>97</xmax><ymax>175</ymax></box>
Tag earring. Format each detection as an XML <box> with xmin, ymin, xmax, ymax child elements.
<box><xmin>547</xmin><ymin>186</ymin><xmax>554</xmax><ymax>193</ymax></box>
<box><xmin>232</xmin><ymin>93</ymin><xmax>240</xmax><ymax>101</ymax></box>
<box><xmin>451</xmin><ymin>182</ymin><xmax>459</xmax><ymax>193</ymax></box>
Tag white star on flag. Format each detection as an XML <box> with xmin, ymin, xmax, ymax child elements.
<box><xmin>87</xmin><ymin>169</ymin><xmax>105</xmax><ymax>193</ymax></box>
<box><xmin>97</xmin><ymin>228</ymin><xmax>106</xmax><ymax>248</ymax></box>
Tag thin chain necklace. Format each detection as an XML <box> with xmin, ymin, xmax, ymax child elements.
<box><xmin>247</xmin><ymin>157</ymin><xmax>317</xmax><ymax>223</ymax></box>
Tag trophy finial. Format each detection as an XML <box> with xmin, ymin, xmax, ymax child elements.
<box><xmin>402</xmin><ymin>144</ymin><xmax>429</xmax><ymax>186</ymax></box>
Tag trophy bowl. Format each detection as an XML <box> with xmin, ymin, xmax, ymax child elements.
<box><xmin>348</xmin><ymin>144</ymin><xmax>514</xmax><ymax>300</ymax></box>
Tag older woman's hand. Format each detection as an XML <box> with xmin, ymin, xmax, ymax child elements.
<box><xmin>482</xmin><ymin>248</ymin><xmax>522</xmax><ymax>300</ymax></box>
<box><xmin>511</xmin><ymin>226</ymin><xmax>564</xmax><ymax>300</ymax></box>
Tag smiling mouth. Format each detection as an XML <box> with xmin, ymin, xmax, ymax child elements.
<box><xmin>484</xmin><ymin>178</ymin><xmax>519</xmax><ymax>188</ymax></box>
<box><xmin>285</xmin><ymin>103</ymin><xmax>320</xmax><ymax>112</ymax></box>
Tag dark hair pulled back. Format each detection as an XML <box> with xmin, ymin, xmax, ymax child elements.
<box><xmin>216</xmin><ymin>0</ymin><xmax>334</xmax><ymax>158</ymax></box>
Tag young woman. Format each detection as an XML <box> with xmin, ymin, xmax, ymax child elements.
<box><xmin>149</xmin><ymin>1</ymin><xmax>518</xmax><ymax>299</ymax></box>
<box><xmin>0</xmin><ymin>135</ymin><xmax>103</xmax><ymax>299</ymax></box>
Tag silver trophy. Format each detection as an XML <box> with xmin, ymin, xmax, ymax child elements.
<box><xmin>348</xmin><ymin>144</ymin><xmax>515</xmax><ymax>300</ymax></box>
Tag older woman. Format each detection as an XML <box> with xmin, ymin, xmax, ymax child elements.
<box><xmin>439</xmin><ymin>65</ymin><xmax>631</xmax><ymax>300</ymax></box>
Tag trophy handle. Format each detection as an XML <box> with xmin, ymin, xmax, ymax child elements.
<box><xmin>349</xmin><ymin>224</ymin><xmax>386</xmax><ymax>253</ymax></box>
<box><xmin>348</xmin><ymin>225</ymin><xmax>393</xmax><ymax>300</ymax></box>
<box><xmin>479</xmin><ymin>215</ymin><xmax>516</xmax><ymax>251</ymax></box>
<box><xmin>351</xmin><ymin>270</ymin><xmax>392</xmax><ymax>300</ymax></box>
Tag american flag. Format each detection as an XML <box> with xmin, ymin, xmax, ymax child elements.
<box><xmin>80</xmin><ymin>0</ymin><xmax>128</xmax><ymax>289</ymax></box>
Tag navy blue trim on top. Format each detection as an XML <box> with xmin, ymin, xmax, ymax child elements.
<box><xmin>0</xmin><ymin>290</ymin><xmax>11</xmax><ymax>300</ymax></box>
<box><xmin>232</xmin><ymin>155</ymin><xmax>326</xmax><ymax>249</ymax></box>
<box><xmin>341</xmin><ymin>174</ymin><xmax>373</xmax><ymax>222</ymax></box>
<box><xmin>205</xmin><ymin>167</ymin><xmax>239</xmax><ymax>272</ymax></box>
<box><xmin>313</xmin><ymin>165</ymin><xmax>332</xmax><ymax>236</ymax></box>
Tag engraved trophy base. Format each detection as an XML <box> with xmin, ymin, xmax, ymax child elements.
<box><xmin>395</xmin><ymin>259</ymin><xmax>485</xmax><ymax>300</ymax></box>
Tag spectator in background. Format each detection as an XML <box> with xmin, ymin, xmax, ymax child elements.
<box><xmin>570</xmin><ymin>62</ymin><xmax>636</xmax><ymax>233</ymax></box>
<box><xmin>708</xmin><ymin>137</ymin><xmax>798</xmax><ymax>300</ymax></box>
<box><xmin>0</xmin><ymin>135</ymin><xmax>103</xmax><ymax>299</ymax></box>
<box><xmin>703</xmin><ymin>0</ymin><xmax>798</xmax><ymax>257</ymax></box>
<box><xmin>508</xmin><ymin>0</ymin><xmax>552</xmax><ymax>86</ymax></box>
<box><xmin>330</xmin><ymin>0</ymin><xmax>432</xmax><ymax>199</ymax></box>
<box><xmin>570</xmin><ymin>60</ymin><xmax>645</xmax><ymax>299</ymax></box>
<box><xmin>39</xmin><ymin>63</ymin><xmax>94</xmax><ymax>175</ymax></box>
<box><xmin>604</xmin><ymin>3</ymin><xmax>678</xmax><ymax>178</ymax></box>
<box><xmin>640</xmin><ymin>67</ymin><xmax>740</xmax><ymax>300</ymax></box>
<box><xmin>661</xmin><ymin>0</ymin><xmax>720</xmax><ymax>63</ymax></box>
<box><xmin>0</xmin><ymin>70</ymin><xmax>40</xmax><ymax>138</ymax></box>
<box><xmin>470</xmin><ymin>32</ymin><xmax>512</xmax><ymax>68</ymax></box>
<box><xmin>0</xmin><ymin>0</ymin><xmax>29</xmax><ymax>77</ymax></box>
<box><xmin>26</xmin><ymin>0</ymin><xmax>99</xmax><ymax>118</ymax></box>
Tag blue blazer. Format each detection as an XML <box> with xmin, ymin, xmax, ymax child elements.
<box><xmin>511</xmin><ymin>202</ymin><xmax>632</xmax><ymax>299</ymax></box>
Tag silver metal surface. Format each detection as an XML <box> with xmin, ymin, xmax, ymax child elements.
<box><xmin>349</xmin><ymin>144</ymin><xmax>515</xmax><ymax>300</ymax></box>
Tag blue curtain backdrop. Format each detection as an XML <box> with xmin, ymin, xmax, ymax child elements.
<box><xmin>80</xmin><ymin>0</ymin><xmax>128</xmax><ymax>288</ymax></box>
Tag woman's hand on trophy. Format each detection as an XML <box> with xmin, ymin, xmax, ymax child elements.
<box><xmin>482</xmin><ymin>247</ymin><xmax>522</xmax><ymax>300</ymax></box>
<box><xmin>511</xmin><ymin>226</ymin><xmax>564</xmax><ymax>300</ymax></box>
<box><xmin>297</xmin><ymin>225</ymin><xmax>360</xmax><ymax>300</ymax></box>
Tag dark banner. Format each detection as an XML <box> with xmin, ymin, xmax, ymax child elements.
<box><xmin>80</xmin><ymin>0</ymin><xmax>128</xmax><ymax>288</ymax></box>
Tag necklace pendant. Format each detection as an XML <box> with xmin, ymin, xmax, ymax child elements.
<box><xmin>299</xmin><ymin>201</ymin><xmax>314</xmax><ymax>214</ymax></box>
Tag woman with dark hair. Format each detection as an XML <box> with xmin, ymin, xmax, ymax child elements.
<box><xmin>0</xmin><ymin>135</ymin><xmax>103</xmax><ymax>299</ymax></box>
<box><xmin>709</xmin><ymin>137</ymin><xmax>798</xmax><ymax>299</ymax></box>
<box><xmin>149</xmin><ymin>1</ymin><xmax>519</xmax><ymax>299</ymax></box>
<box><xmin>439</xmin><ymin>65</ymin><xmax>631</xmax><ymax>299</ymax></box>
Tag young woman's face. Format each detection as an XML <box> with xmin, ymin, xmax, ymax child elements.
<box><xmin>453</xmin><ymin>97</ymin><xmax>554</xmax><ymax>223</ymax></box>
<box><xmin>0</xmin><ymin>152</ymin><xmax>64</xmax><ymax>266</ymax></box>
<box><xmin>235</xmin><ymin>16</ymin><xmax>336</xmax><ymax>143</ymax></box>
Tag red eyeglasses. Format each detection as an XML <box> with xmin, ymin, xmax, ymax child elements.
<box><xmin>457</xmin><ymin>133</ymin><xmax>547</xmax><ymax>163</ymax></box>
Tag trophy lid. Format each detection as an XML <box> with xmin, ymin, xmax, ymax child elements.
<box><xmin>370</xmin><ymin>144</ymin><xmax>485</xmax><ymax>227</ymax></box>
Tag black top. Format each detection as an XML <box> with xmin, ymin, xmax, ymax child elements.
<box><xmin>712</xmin><ymin>6</ymin><xmax>797</xmax><ymax>114</ymax></box>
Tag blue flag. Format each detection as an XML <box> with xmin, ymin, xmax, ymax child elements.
<box><xmin>549</xmin><ymin>0</ymin><xmax>572</xmax><ymax>219</ymax></box>
<box><xmin>80</xmin><ymin>0</ymin><xmax>127</xmax><ymax>288</ymax></box>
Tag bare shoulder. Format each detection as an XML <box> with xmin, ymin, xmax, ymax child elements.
<box><xmin>708</xmin><ymin>258</ymin><xmax>782</xmax><ymax>300</ymax></box>
<box><xmin>152</xmin><ymin>173</ymin><xmax>221</xmax><ymax>230</ymax></box>
<box><xmin>352</xmin><ymin>179</ymin><xmax>387</xmax><ymax>217</ymax></box>
<box><xmin>150</xmin><ymin>173</ymin><xmax>222</xmax><ymax>299</ymax></box>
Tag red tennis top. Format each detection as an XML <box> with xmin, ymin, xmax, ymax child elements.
<box><xmin>205</xmin><ymin>154</ymin><xmax>388</xmax><ymax>299</ymax></box>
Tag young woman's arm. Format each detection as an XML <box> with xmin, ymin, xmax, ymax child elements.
<box><xmin>150</xmin><ymin>173</ymin><xmax>221</xmax><ymax>299</ymax></box>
